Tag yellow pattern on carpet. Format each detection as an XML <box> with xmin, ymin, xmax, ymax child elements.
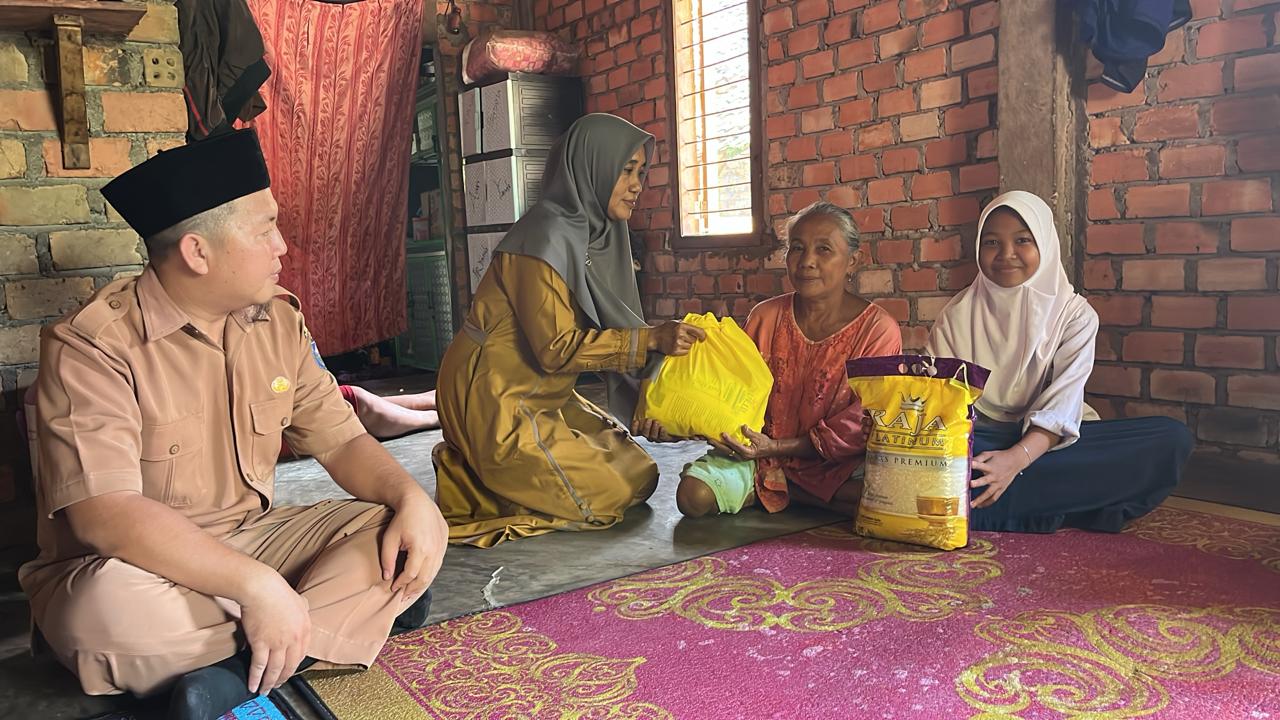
<box><xmin>956</xmin><ymin>604</ymin><xmax>1280</xmax><ymax>719</ymax></box>
<box><xmin>589</xmin><ymin>535</ymin><xmax>1002</xmax><ymax>631</ymax></box>
<box><xmin>312</xmin><ymin>610</ymin><xmax>672</xmax><ymax>720</ymax></box>
<box><xmin>1123</xmin><ymin>505</ymin><xmax>1280</xmax><ymax>573</ymax></box>
<box><xmin>307</xmin><ymin>663</ymin><xmax>428</xmax><ymax>720</ymax></box>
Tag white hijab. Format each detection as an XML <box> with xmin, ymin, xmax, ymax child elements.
<box><xmin>927</xmin><ymin>191</ymin><xmax>1092</xmax><ymax>423</ymax></box>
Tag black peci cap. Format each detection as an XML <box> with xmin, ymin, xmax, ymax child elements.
<box><xmin>102</xmin><ymin>129</ymin><xmax>271</xmax><ymax>238</ymax></box>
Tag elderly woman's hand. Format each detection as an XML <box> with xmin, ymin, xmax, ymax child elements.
<box><xmin>718</xmin><ymin>426</ymin><xmax>781</xmax><ymax>460</ymax></box>
<box><xmin>648</xmin><ymin>321</ymin><xmax>706</xmax><ymax>356</ymax></box>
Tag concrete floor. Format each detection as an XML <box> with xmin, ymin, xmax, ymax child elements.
<box><xmin>0</xmin><ymin>384</ymin><xmax>840</xmax><ymax>719</ymax></box>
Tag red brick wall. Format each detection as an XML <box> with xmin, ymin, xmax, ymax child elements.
<box><xmin>1081</xmin><ymin>0</ymin><xmax>1280</xmax><ymax>464</ymax></box>
<box><xmin>535</xmin><ymin>0</ymin><xmax>998</xmax><ymax>350</ymax></box>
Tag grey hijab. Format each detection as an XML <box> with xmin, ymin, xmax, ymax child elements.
<box><xmin>495</xmin><ymin>113</ymin><xmax>655</xmax><ymax>421</ymax></box>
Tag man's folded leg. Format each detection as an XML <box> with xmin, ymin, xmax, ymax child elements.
<box><xmin>32</xmin><ymin>557</ymin><xmax>241</xmax><ymax>698</ymax></box>
<box><xmin>229</xmin><ymin>499</ymin><xmax>431</xmax><ymax>668</ymax></box>
<box><xmin>35</xmin><ymin>499</ymin><xmax>433</xmax><ymax>711</ymax></box>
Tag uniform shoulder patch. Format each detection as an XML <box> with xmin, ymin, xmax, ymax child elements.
<box><xmin>67</xmin><ymin>287</ymin><xmax>132</xmax><ymax>338</ymax></box>
<box><xmin>304</xmin><ymin>325</ymin><xmax>328</xmax><ymax>370</ymax></box>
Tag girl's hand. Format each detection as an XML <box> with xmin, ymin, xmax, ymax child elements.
<box><xmin>969</xmin><ymin>447</ymin><xmax>1029</xmax><ymax>509</ymax></box>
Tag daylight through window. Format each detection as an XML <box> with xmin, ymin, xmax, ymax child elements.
<box><xmin>671</xmin><ymin>0</ymin><xmax>758</xmax><ymax>240</ymax></box>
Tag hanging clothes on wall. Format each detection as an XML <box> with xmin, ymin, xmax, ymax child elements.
<box><xmin>1071</xmin><ymin>0</ymin><xmax>1192</xmax><ymax>93</ymax></box>
<box><xmin>245</xmin><ymin>0</ymin><xmax>422</xmax><ymax>354</ymax></box>
<box><xmin>177</xmin><ymin>0</ymin><xmax>272</xmax><ymax>141</ymax></box>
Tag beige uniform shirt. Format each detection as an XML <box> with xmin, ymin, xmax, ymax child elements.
<box><xmin>20</xmin><ymin>267</ymin><xmax>366</xmax><ymax>588</ymax></box>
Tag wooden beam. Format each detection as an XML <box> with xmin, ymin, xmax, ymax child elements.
<box><xmin>54</xmin><ymin>14</ymin><xmax>90</xmax><ymax>170</ymax></box>
<box><xmin>997</xmin><ymin>0</ymin><xmax>1086</xmax><ymax>273</ymax></box>
<box><xmin>0</xmin><ymin>0</ymin><xmax>147</xmax><ymax>34</ymax></box>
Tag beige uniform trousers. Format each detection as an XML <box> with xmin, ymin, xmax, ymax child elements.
<box><xmin>30</xmin><ymin>499</ymin><xmax>415</xmax><ymax>696</ymax></box>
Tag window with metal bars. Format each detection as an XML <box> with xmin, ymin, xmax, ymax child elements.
<box><xmin>668</xmin><ymin>0</ymin><xmax>763</xmax><ymax>249</ymax></box>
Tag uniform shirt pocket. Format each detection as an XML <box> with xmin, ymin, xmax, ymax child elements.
<box><xmin>249</xmin><ymin>396</ymin><xmax>292</xmax><ymax>481</ymax></box>
<box><xmin>139</xmin><ymin>414</ymin><xmax>204</xmax><ymax>508</ymax></box>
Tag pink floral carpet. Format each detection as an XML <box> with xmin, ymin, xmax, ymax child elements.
<box><xmin>308</xmin><ymin>502</ymin><xmax>1280</xmax><ymax>719</ymax></box>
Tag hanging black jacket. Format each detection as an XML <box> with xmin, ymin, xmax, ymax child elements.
<box><xmin>177</xmin><ymin>0</ymin><xmax>272</xmax><ymax>141</ymax></box>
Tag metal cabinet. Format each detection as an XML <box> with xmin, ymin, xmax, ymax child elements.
<box><xmin>459</xmin><ymin>72</ymin><xmax>583</xmax><ymax>156</ymax></box>
<box><xmin>462</xmin><ymin>149</ymin><xmax>548</xmax><ymax>228</ymax></box>
<box><xmin>460</xmin><ymin>73</ymin><xmax>583</xmax><ymax>290</ymax></box>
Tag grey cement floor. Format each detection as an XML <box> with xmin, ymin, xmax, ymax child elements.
<box><xmin>0</xmin><ymin>385</ymin><xmax>841</xmax><ymax>719</ymax></box>
<box><xmin>274</xmin><ymin>428</ymin><xmax>840</xmax><ymax>626</ymax></box>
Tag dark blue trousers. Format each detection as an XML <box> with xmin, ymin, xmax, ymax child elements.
<box><xmin>970</xmin><ymin>416</ymin><xmax>1194</xmax><ymax>533</ymax></box>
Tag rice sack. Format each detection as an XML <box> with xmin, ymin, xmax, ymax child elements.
<box><xmin>639</xmin><ymin>312</ymin><xmax>773</xmax><ymax>445</ymax></box>
<box><xmin>846</xmin><ymin>355</ymin><xmax>989</xmax><ymax>550</ymax></box>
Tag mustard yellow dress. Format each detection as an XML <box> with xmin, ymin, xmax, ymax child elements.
<box><xmin>433</xmin><ymin>252</ymin><xmax>658</xmax><ymax>547</ymax></box>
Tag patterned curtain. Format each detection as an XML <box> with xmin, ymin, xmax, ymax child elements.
<box><xmin>245</xmin><ymin>0</ymin><xmax>422</xmax><ymax>354</ymax></box>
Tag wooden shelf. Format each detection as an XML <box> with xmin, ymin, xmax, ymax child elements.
<box><xmin>0</xmin><ymin>0</ymin><xmax>147</xmax><ymax>35</ymax></box>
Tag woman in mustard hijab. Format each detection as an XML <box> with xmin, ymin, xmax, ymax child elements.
<box><xmin>432</xmin><ymin>114</ymin><xmax>704</xmax><ymax>547</ymax></box>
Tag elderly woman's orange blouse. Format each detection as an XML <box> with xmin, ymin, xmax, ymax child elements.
<box><xmin>744</xmin><ymin>293</ymin><xmax>902</xmax><ymax>512</ymax></box>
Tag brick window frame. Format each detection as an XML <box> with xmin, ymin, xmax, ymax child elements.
<box><xmin>665</xmin><ymin>0</ymin><xmax>768</xmax><ymax>250</ymax></box>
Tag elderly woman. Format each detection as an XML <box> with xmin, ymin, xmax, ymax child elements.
<box><xmin>432</xmin><ymin>114</ymin><xmax>704</xmax><ymax>547</ymax></box>
<box><xmin>672</xmin><ymin>201</ymin><xmax>902</xmax><ymax>517</ymax></box>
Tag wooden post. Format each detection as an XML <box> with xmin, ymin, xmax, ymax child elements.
<box><xmin>53</xmin><ymin>13</ymin><xmax>90</xmax><ymax>170</ymax></box>
<box><xmin>997</xmin><ymin>0</ymin><xmax>1086</xmax><ymax>274</ymax></box>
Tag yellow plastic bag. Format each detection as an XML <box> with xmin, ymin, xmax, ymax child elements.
<box><xmin>639</xmin><ymin>313</ymin><xmax>773</xmax><ymax>445</ymax></box>
<box><xmin>847</xmin><ymin>355</ymin><xmax>989</xmax><ymax>551</ymax></box>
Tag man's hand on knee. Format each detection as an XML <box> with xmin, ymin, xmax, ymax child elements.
<box><xmin>381</xmin><ymin>492</ymin><xmax>449</xmax><ymax>603</ymax></box>
<box><xmin>239</xmin><ymin>570</ymin><xmax>311</xmax><ymax>694</ymax></box>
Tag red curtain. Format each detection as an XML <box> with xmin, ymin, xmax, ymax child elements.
<box><xmin>246</xmin><ymin>0</ymin><xmax>421</xmax><ymax>354</ymax></box>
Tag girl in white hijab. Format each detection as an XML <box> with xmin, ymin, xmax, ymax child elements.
<box><xmin>928</xmin><ymin>191</ymin><xmax>1192</xmax><ymax>533</ymax></box>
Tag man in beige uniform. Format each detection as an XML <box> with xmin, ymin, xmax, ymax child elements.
<box><xmin>19</xmin><ymin>130</ymin><xmax>448</xmax><ymax>718</ymax></box>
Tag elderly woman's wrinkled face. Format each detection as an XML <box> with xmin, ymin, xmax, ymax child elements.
<box><xmin>606</xmin><ymin>147</ymin><xmax>647</xmax><ymax>222</ymax></box>
<box><xmin>785</xmin><ymin>214</ymin><xmax>858</xmax><ymax>300</ymax></box>
<box><xmin>978</xmin><ymin>207</ymin><xmax>1040</xmax><ymax>288</ymax></box>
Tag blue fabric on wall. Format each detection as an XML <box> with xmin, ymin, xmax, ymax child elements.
<box><xmin>1069</xmin><ymin>0</ymin><xmax>1192</xmax><ymax>92</ymax></box>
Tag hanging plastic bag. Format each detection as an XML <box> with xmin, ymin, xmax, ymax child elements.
<box><xmin>847</xmin><ymin>355</ymin><xmax>989</xmax><ymax>551</ymax></box>
<box><xmin>638</xmin><ymin>313</ymin><xmax>773</xmax><ymax>445</ymax></box>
